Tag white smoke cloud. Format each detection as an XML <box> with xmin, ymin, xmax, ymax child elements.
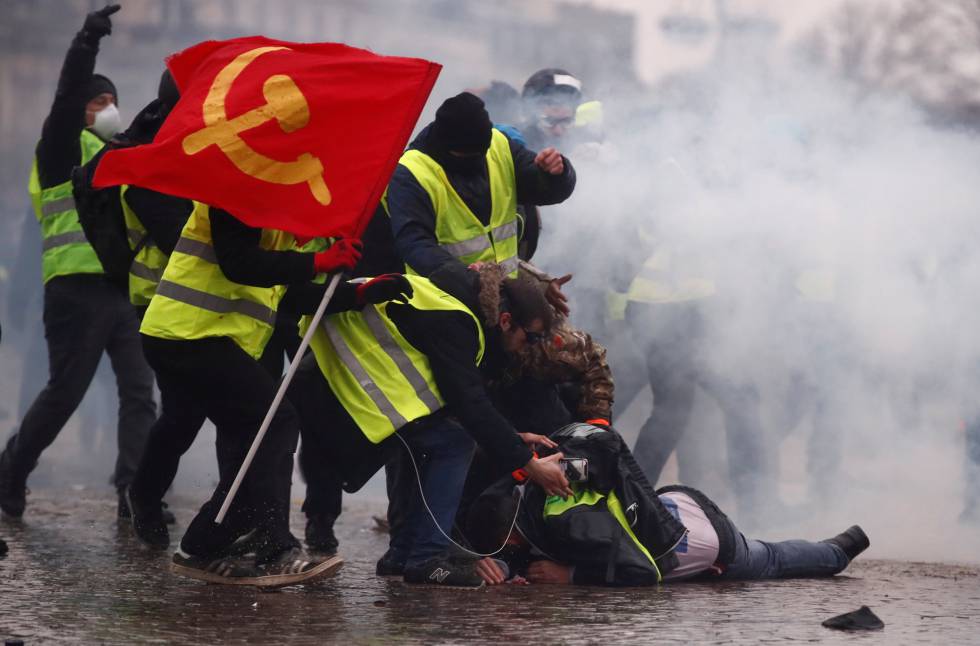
<box><xmin>533</xmin><ymin>24</ymin><xmax>980</xmax><ymax>563</ymax></box>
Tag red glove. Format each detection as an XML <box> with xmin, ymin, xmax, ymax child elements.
<box><xmin>313</xmin><ymin>239</ymin><xmax>362</xmax><ymax>273</ymax></box>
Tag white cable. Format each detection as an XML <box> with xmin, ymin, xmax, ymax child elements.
<box><xmin>393</xmin><ymin>430</ymin><xmax>521</xmax><ymax>559</ymax></box>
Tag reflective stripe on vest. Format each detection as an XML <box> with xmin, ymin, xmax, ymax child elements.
<box><xmin>41</xmin><ymin>231</ymin><xmax>89</xmax><ymax>251</ymax></box>
<box><xmin>396</xmin><ymin>129</ymin><xmax>519</xmax><ymax>277</ymax></box>
<box><xmin>321</xmin><ymin>317</ymin><xmax>409</xmax><ymax>431</ymax></box>
<box><xmin>303</xmin><ymin>274</ymin><xmax>484</xmax><ymax>443</ymax></box>
<box><xmin>173</xmin><ymin>236</ymin><xmax>218</xmax><ymax>264</ymax></box>
<box><xmin>543</xmin><ymin>487</ymin><xmax>662</xmax><ymax>583</ymax></box>
<box><xmin>121</xmin><ymin>185</ymin><xmax>173</xmax><ymax>308</ymax></box>
<box><xmin>140</xmin><ymin>202</ymin><xmax>294</xmax><ymax>359</ymax></box>
<box><xmin>29</xmin><ymin>129</ymin><xmax>106</xmax><ymax>283</ymax></box>
<box><xmin>361</xmin><ymin>306</ymin><xmax>443</xmax><ymax>413</ymax></box>
<box><xmin>155</xmin><ymin>279</ymin><xmax>276</xmax><ymax>326</ymax></box>
<box><xmin>40</xmin><ymin>196</ymin><xmax>77</xmax><ymax>217</ymax></box>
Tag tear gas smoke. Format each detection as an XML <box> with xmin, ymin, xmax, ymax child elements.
<box><xmin>533</xmin><ymin>21</ymin><xmax>980</xmax><ymax>563</ymax></box>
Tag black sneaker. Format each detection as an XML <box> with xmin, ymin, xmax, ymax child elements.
<box><xmin>0</xmin><ymin>450</ymin><xmax>28</xmax><ymax>518</ymax></box>
<box><xmin>251</xmin><ymin>548</ymin><xmax>344</xmax><ymax>589</ymax></box>
<box><xmin>170</xmin><ymin>550</ymin><xmax>264</xmax><ymax>585</ymax></box>
<box><xmin>305</xmin><ymin>513</ymin><xmax>339</xmax><ymax>555</ymax></box>
<box><xmin>124</xmin><ymin>487</ymin><xmax>170</xmax><ymax>550</ymax></box>
<box><xmin>118</xmin><ymin>490</ymin><xmax>176</xmax><ymax>525</ymax></box>
<box><xmin>403</xmin><ymin>556</ymin><xmax>485</xmax><ymax>589</ymax></box>
<box><xmin>376</xmin><ymin>550</ymin><xmax>406</xmax><ymax>578</ymax></box>
<box><xmin>821</xmin><ymin>525</ymin><xmax>870</xmax><ymax>561</ymax></box>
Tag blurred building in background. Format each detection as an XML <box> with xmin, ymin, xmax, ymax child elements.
<box><xmin>0</xmin><ymin>0</ymin><xmax>634</xmax><ymax>218</ymax></box>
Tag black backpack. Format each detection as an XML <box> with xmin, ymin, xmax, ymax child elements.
<box><xmin>70</xmin><ymin>139</ymin><xmax>145</xmax><ymax>291</ymax></box>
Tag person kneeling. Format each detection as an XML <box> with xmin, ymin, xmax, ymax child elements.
<box><xmin>290</xmin><ymin>264</ymin><xmax>573</xmax><ymax>588</ymax></box>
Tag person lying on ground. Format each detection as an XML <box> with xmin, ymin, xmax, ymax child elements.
<box><xmin>466</xmin><ymin>422</ymin><xmax>870</xmax><ymax>586</ymax></box>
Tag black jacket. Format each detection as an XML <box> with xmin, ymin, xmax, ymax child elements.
<box><xmin>207</xmin><ymin>208</ymin><xmax>359</xmax><ymax>316</ymax></box>
<box><xmin>36</xmin><ymin>27</ymin><xmax>105</xmax><ymax>189</ymax></box>
<box><xmin>117</xmin><ymin>100</ymin><xmax>194</xmax><ymax>256</ymax></box>
<box><xmin>386</xmin><ymin>124</ymin><xmax>576</xmax><ymax>284</ymax></box>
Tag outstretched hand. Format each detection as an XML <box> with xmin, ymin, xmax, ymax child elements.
<box><xmin>83</xmin><ymin>4</ymin><xmax>121</xmax><ymax>39</ymax></box>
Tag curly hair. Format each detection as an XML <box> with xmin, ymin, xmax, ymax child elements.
<box><xmin>475</xmin><ymin>263</ymin><xmax>554</xmax><ymax>331</ymax></box>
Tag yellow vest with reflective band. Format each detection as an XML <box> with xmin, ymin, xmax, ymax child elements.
<box><xmin>120</xmin><ymin>185</ymin><xmax>172</xmax><ymax>308</ymax></box>
<box><xmin>543</xmin><ymin>485</ymin><xmax>662</xmax><ymax>583</ymax></box>
<box><xmin>300</xmin><ymin>274</ymin><xmax>485</xmax><ymax>443</ymax></box>
<box><xmin>396</xmin><ymin>129</ymin><xmax>519</xmax><ymax>277</ymax></box>
<box><xmin>140</xmin><ymin>202</ymin><xmax>295</xmax><ymax>359</ymax></box>
<box><xmin>28</xmin><ymin>129</ymin><xmax>106</xmax><ymax>283</ymax></box>
<box><xmin>627</xmin><ymin>245</ymin><xmax>717</xmax><ymax>305</ymax></box>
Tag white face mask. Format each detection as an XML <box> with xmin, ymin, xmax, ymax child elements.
<box><xmin>90</xmin><ymin>103</ymin><xmax>122</xmax><ymax>140</ymax></box>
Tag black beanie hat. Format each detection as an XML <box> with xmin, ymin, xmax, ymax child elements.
<box><xmin>157</xmin><ymin>69</ymin><xmax>180</xmax><ymax>111</ymax></box>
<box><xmin>84</xmin><ymin>73</ymin><xmax>117</xmax><ymax>105</ymax></box>
<box><xmin>431</xmin><ymin>92</ymin><xmax>493</xmax><ymax>154</ymax></box>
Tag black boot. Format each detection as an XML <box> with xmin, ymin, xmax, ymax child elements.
<box><xmin>118</xmin><ymin>489</ymin><xmax>176</xmax><ymax>524</ymax></box>
<box><xmin>0</xmin><ymin>449</ymin><xmax>28</xmax><ymax>518</ymax></box>
<box><xmin>821</xmin><ymin>525</ymin><xmax>870</xmax><ymax>561</ymax></box>
<box><xmin>124</xmin><ymin>487</ymin><xmax>170</xmax><ymax>549</ymax></box>
<box><xmin>305</xmin><ymin>513</ymin><xmax>339</xmax><ymax>555</ymax></box>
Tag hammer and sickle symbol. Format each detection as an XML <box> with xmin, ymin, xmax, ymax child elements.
<box><xmin>182</xmin><ymin>46</ymin><xmax>331</xmax><ymax>205</ymax></box>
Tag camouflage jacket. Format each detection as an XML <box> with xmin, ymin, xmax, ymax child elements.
<box><xmin>514</xmin><ymin>318</ymin><xmax>614</xmax><ymax>421</ymax></box>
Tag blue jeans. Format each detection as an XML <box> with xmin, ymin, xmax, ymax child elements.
<box><xmin>388</xmin><ymin>415</ymin><xmax>475</xmax><ymax>567</ymax></box>
<box><xmin>718</xmin><ymin>517</ymin><xmax>849</xmax><ymax>580</ymax></box>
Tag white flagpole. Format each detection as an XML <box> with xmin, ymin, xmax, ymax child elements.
<box><xmin>214</xmin><ymin>272</ymin><xmax>343</xmax><ymax>524</ymax></box>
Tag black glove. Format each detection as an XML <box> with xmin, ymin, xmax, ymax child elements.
<box><xmin>82</xmin><ymin>4</ymin><xmax>121</xmax><ymax>41</ymax></box>
<box><xmin>355</xmin><ymin>274</ymin><xmax>413</xmax><ymax>305</ymax></box>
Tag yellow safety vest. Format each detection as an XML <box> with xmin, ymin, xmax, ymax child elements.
<box><xmin>627</xmin><ymin>245</ymin><xmax>717</xmax><ymax>305</ymax></box>
<box><xmin>140</xmin><ymin>202</ymin><xmax>296</xmax><ymax>359</ymax></box>
<box><xmin>543</xmin><ymin>485</ymin><xmax>662</xmax><ymax>582</ymax></box>
<box><xmin>120</xmin><ymin>185</ymin><xmax>172</xmax><ymax>308</ymax></box>
<box><xmin>28</xmin><ymin>129</ymin><xmax>106</xmax><ymax>283</ymax></box>
<box><xmin>396</xmin><ymin>129</ymin><xmax>519</xmax><ymax>277</ymax></box>
<box><xmin>301</xmin><ymin>274</ymin><xmax>485</xmax><ymax>443</ymax></box>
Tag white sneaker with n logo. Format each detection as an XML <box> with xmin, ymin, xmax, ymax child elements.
<box><xmin>429</xmin><ymin>567</ymin><xmax>451</xmax><ymax>583</ymax></box>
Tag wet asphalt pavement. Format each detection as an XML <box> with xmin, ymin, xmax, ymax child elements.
<box><xmin>1</xmin><ymin>489</ymin><xmax>979</xmax><ymax>645</ymax></box>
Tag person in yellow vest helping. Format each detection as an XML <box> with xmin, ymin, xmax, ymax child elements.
<box><xmin>287</xmin><ymin>263</ymin><xmax>573</xmax><ymax>588</ymax></box>
<box><xmin>0</xmin><ymin>5</ymin><xmax>159</xmax><ymax>521</ymax></box>
<box><xmin>385</xmin><ymin>92</ymin><xmax>575</xmax><ymax>286</ymax></box>
<box><xmin>136</xmin><ymin>200</ymin><xmax>363</xmax><ymax>588</ymax></box>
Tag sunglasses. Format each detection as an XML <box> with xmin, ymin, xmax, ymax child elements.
<box><xmin>522</xmin><ymin>327</ymin><xmax>546</xmax><ymax>344</ymax></box>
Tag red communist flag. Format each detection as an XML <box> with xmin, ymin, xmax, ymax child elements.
<box><xmin>94</xmin><ymin>36</ymin><xmax>440</xmax><ymax>238</ymax></box>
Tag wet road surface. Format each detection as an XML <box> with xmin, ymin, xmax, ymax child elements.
<box><xmin>1</xmin><ymin>489</ymin><xmax>979</xmax><ymax>645</ymax></box>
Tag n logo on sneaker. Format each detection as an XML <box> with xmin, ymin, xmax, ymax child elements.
<box><xmin>429</xmin><ymin>567</ymin><xmax>451</xmax><ymax>583</ymax></box>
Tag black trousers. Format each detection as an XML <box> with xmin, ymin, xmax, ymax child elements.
<box><xmin>628</xmin><ymin>301</ymin><xmax>770</xmax><ymax>520</ymax></box>
<box><xmin>263</xmin><ymin>313</ymin><xmax>345</xmax><ymax>523</ymax></box>
<box><xmin>128</xmin><ymin>313</ymin><xmax>298</xmax><ymax>512</ymax></box>
<box><xmin>139</xmin><ymin>335</ymin><xmax>300</xmax><ymax>560</ymax></box>
<box><xmin>2</xmin><ymin>275</ymin><xmax>155</xmax><ymax>488</ymax></box>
